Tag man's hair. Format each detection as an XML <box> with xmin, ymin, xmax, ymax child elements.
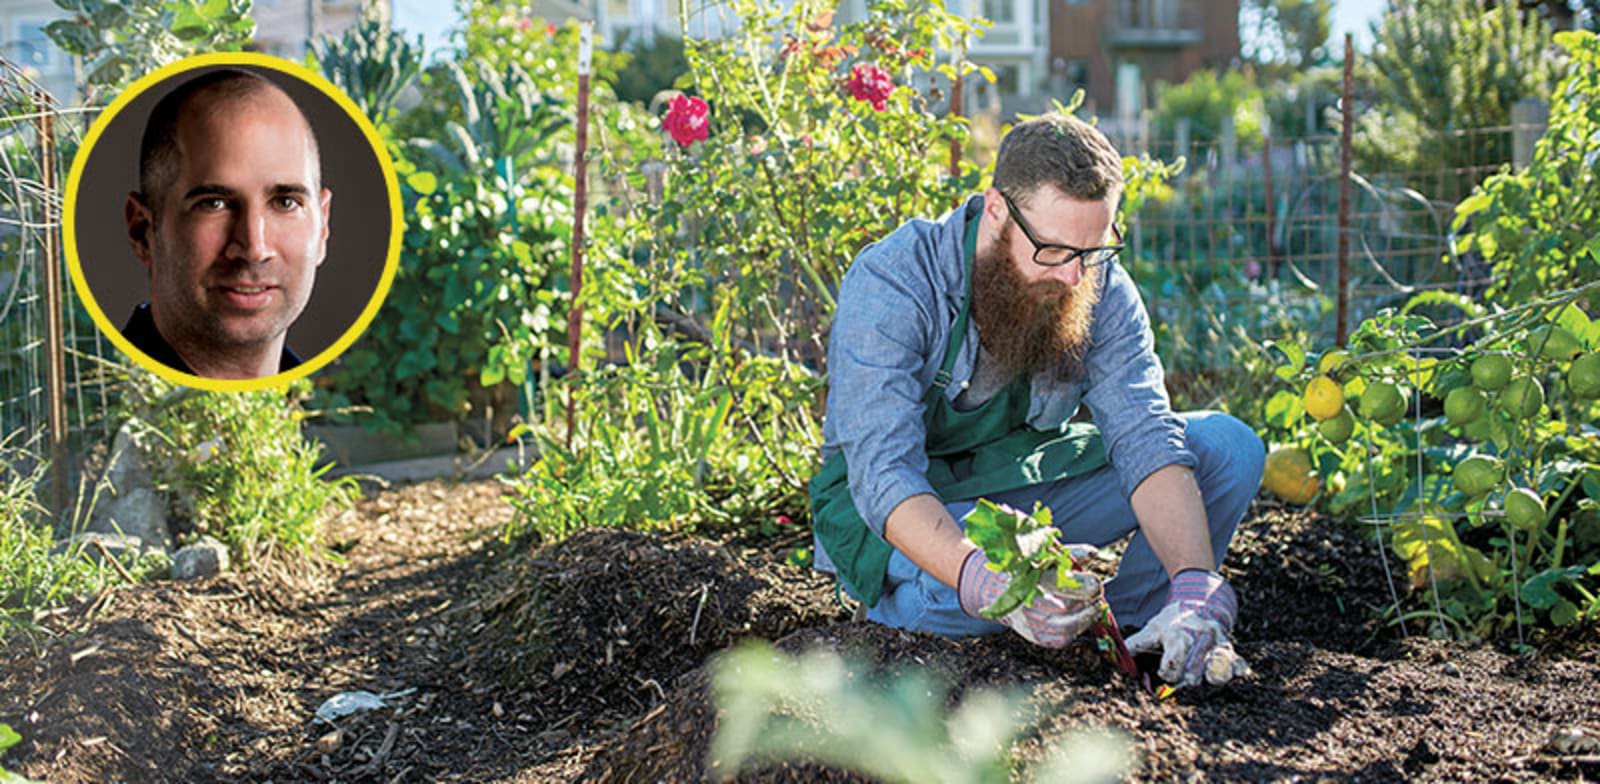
<box><xmin>992</xmin><ymin>113</ymin><xmax>1123</xmax><ymax>205</ymax></box>
<box><xmin>137</xmin><ymin>68</ymin><xmax>321</xmax><ymax>215</ymax></box>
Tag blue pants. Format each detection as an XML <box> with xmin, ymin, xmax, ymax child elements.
<box><xmin>865</xmin><ymin>410</ymin><xmax>1265</xmax><ymax>634</ymax></box>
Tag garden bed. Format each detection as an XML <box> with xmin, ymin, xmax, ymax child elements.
<box><xmin>1</xmin><ymin>479</ymin><xmax>1596</xmax><ymax>782</ymax></box>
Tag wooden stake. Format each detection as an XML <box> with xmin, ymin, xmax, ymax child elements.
<box><xmin>1336</xmin><ymin>33</ymin><xmax>1354</xmax><ymax>346</ymax></box>
<box><xmin>566</xmin><ymin>22</ymin><xmax>593</xmax><ymax>451</ymax></box>
<box><xmin>38</xmin><ymin>92</ymin><xmax>68</xmax><ymax>514</ymax></box>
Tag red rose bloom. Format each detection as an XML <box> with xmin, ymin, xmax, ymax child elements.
<box><xmin>846</xmin><ymin>62</ymin><xmax>895</xmax><ymax>111</ymax></box>
<box><xmin>663</xmin><ymin>94</ymin><xmax>709</xmax><ymax>148</ymax></box>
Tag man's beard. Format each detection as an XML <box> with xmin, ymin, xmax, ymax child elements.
<box><xmin>970</xmin><ymin>221</ymin><xmax>1101</xmax><ymax>381</ymax></box>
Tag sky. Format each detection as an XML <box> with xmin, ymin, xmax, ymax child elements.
<box><xmin>391</xmin><ymin>0</ymin><xmax>457</xmax><ymax>60</ymax></box>
<box><xmin>391</xmin><ymin>0</ymin><xmax>1393</xmax><ymax>60</ymax></box>
<box><xmin>1329</xmin><ymin>0</ymin><xmax>1388</xmax><ymax>51</ymax></box>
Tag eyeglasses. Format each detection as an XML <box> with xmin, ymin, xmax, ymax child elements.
<box><xmin>1000</xmin><ymin>191</ymin><xmax>1124</xmax><ymax>268</ymax></box>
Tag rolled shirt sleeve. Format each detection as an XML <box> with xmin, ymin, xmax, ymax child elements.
<box><xmin>823</xmin><ymin>238</ymin><xmax>948</xmax><ymax>538</ymax></box>
<box><xmin>1081</xmin><ymin>262</ymin><xmax>1197</xmax><ymax>497</ymax></box>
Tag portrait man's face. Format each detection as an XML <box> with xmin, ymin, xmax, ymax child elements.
<box><xmin>125</xmin><ymin>85</ymin><xmax>331</xmax><ymax>379</ymax></box>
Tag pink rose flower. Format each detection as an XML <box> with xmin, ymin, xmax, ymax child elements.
<box><xmin>846</xmin><ymin>62</ymin><xmax>895</xmax><ymax>111</ymax></box>
<box><xmin>663</xmin><ymin>94</ymin><xmax>709</xmax><ymax>148</ymax></box>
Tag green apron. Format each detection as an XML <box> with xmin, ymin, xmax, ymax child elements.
<box><xmin>809</xmin><ymin>213</ymin><xmax>1108</xmax><ymax>607</ymax></box>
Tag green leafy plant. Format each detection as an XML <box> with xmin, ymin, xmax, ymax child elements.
<box><xmin>321</xmin><ymin>12</ymin><xmax>659</xmax><ymax>437</ymax></box>
<box><xmin>0</xmin><ymin>434</ymin><xmax>140</xmax><ymax>643</ymax></box>
<box><xmin>962</xmin><ymin>500</ymin><xmax>1143</xmax><ymax>680</ymax></box>
<box><xmin>1150</xmin><ymin>70</ymin><xmax>1265</xmax><ymax>151</ymax></box>
<box><xmin>325</xmin><ymin>59</ymin><xmax>571</xmax><ymax>435</ymax></box>
<box><xmin>0</xmin><ymin>722</ymin><xmax>42</xmax><ymax>784</ymax></box>
<box><xmin>118</xmin><ymin>374</ymin><xmax>356</xmax><ymax>563</ymax></box>
<box><xmin>962</xmin><ymin>500</ymin><xmax>1088</xmax><ymax>618</ymax></box>
<box><xmin>1357</xmin><ymin>0</ymin><xmax>1560</xmax><ymax>202</ymax></box>
<box><xmin>1453</xmin><ymin>31</ymin><xmax>1600</xmax><ymax>302</ymax></box>
<box><xmin>710</xmin><ymin>641</ymin><xmax>1132</xmax><ymax>784</ymax></box>
<box><xmin>45</xmin><ymin>0</ymin><xmax>255</xmax><ymax>99</ymax></box>
<box><xmin>310</xmin><ymin>11</ymin><xmax>424</xmax><ymax>127</ymax></box>
<box><xmin>503</xmin><ymin>317</ymin><xmax>819</xmax><ymax>542</ymax></box>
<box><xmin>1261</xmin><ymin>278</ymin><xmax>1600</xmax><ymax>639</ymax></box>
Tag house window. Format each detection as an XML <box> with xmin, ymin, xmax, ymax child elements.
<box><xmin>1121</xmin><ymin>0</ymin><xmax>1178</xmax><ymax>28</ymax></box>
<box><xmin>983</xmin><ymin>0</ymin><xmax>1017</xmax><ymax>24</ymax></box>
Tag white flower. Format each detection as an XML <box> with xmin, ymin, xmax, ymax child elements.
<box><xmin>194</xmin><ymin>438</ymin><xmax>223</xmax><ymax>464</ymax></box>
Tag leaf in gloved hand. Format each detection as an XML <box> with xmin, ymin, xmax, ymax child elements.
<box><xmin>964</xmin><ymin>500</ymin><xmax>1024</xmax><ymax>571</ymax></box>
<box><xmin>965</xmin><ymin>499</ymin><xmax>1063</xmax><ymax>575</ymax></box>
<box><xmin>980</xmin><ymin>565</ymin><xmax>1040</xmax><ymax>620</ymax></box>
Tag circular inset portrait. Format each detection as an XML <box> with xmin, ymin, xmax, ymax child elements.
<box><xmin>65</xmin><ymin>52</ymin><xmax>401</xmax><ymax>392</ymax></box>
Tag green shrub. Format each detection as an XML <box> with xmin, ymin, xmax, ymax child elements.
<box><xmin>1357</xmin><ymin>0</ymin><xmax>1560</xmax><ymax>202</ymax></box>
<box><xmin>119</xmin><ymin>374</ymin><xmax>355</xmax><ymax>562</ymax></box>
<box><xmin>1151</xmin><ymin>69</ymin><xmax>1265</xmax><ymax>151</ymax></box>
<box><xmin>0</xmin><ymin>436</ymin><xmax>129</xmax><ymax>643</ymax></box>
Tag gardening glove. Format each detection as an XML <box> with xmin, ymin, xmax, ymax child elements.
<box><xmin>1125</xmin><ymin>569</ymin><xmax>1251</xmax><ymax>688</ymax></box>
<box><xmin>956</xmin><ymin>548</ymin><xmax>1102</xmax><ymax>649</ymax></box>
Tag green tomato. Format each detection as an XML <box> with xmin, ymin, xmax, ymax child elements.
<box><xmin>1453</xmin><ymin>455</ymin><xmax>1503</xmax><ymax>498</ymax></box>
<box><xmin>1570</xmin><ymin>353</ymin><xmax>1600</xmax><ymax>399</ymax></box>
<box><xmin>1502</xmin><ymin>487</ymin><xmax>1545</xmax><ymax>531</ymax></box>
<box><xmin>1498</xmin><ymin>377</ymin><xmax>1544</xmax><ymax>419</ymax></box>
<box><xmin>1443</xmin><ymin>387</ymin><xmax>1486</xmax><ymax>426</ymax></box>
<box><xmin>1530</xmin><ymin>325</ymin><xmax>1583</xmax><ymax>361</ymax></box>
<box><xmin>1471</xmin><ymin>355</ymin><xmax>1512</xmax><ymax>391</ymax></box>
<box><xmin>1358</xmin><ymin>381</ymin><xmax>1407</xmax><ymax>426</ymax></box>
<box><xmin>1318</xmin><ymin>406</ymin><xmax>1356</xmax><ymax>444</ymax></box>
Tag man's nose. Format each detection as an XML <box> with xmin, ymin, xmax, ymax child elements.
<box><xmin>1047</xmin><ymin>257</ymin><xmax>1083</xmax><ymax>287</ymax></box>
<box><xmin>225</xmin><ymin>206</ymin><xmax>272</xmax><ymax>263</ymax></box>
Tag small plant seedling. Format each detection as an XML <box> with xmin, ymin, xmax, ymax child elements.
<box><xmin>0</xmin><ymin>723</ymin><xmax>41</xmax><ymax>784</ymax></box>
<box><xmin>963</xmin><ymin>500</ymin><xmax>1143</xmax><ymax>686</ymax></box>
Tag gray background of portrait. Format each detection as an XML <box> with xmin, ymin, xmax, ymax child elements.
<box><xmin>71</xmin><ymin>62</ymin><xmax>392</xmax><ymax>363</ymax></box>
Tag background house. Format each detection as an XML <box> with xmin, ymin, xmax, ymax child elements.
<box><xmin>252</xmin><ymin>0</ymin><xmax>380</xmax><ymax>58</ymax></box>
<box><xmin>1051</xmin><ymin>0</ymin><xmax>1241</xmax><ymax>132</ymax></box>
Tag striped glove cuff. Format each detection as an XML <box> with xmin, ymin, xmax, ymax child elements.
<box><xmin>957</xmin><ymin>549</ymin><xmax>1004</xmax><ymax>618</ymax></box>
<box><xmin>1167</xmin><ymin>569</ymin><xmax>1238</xmax><ymax>632</ymax></box>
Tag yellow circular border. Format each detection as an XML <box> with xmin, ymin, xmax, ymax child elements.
<box><xmin>63</xmin><ymin>52</ymin><xmax>402</xmax><ymax>394</ymax></box>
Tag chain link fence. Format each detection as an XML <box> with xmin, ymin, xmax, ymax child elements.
<box><xmin>1099</xmin><ymin>112</ymin><xmax>1547</xmax><ymax>403</ymax></box>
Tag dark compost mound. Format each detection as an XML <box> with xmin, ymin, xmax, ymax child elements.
<box><xmin>458</xmin><ymin>528</ymin><xmax>846</xmax><ymax>725</ymax></box>
<box><xmin>575</xmin><ymin>506</ymin><xmax>1600</xmax><ymax>783</ymax></box>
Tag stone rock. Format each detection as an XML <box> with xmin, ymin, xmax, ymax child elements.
<box><xmin>88</xmin><ymin>426</ymin><xmax>175</xmax><ymax>552</ymax></box>
<box><xmin>172</xmin><ymin>536</ymin><xmax>229</xmax><ymax>581</ymax></box>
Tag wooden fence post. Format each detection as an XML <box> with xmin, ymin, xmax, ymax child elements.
<box><xmin>566</xmin><ymin>21</ymin><xmax>593</xmax><ymax>451</ymax></box>
<box><xmin>1336</xmin><ymin>33</ymin><xmax>1354</xmax><ymax>346</ymax></box>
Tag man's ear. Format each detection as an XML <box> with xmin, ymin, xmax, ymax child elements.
<box><xmin>124</xmin><ymin>192</ymin><xmax>154</xmax><ymax>271</ymax></box>
<box><xmin>316</xmin><ymin>186</ymin><xmax>332</xmax><ymax>267</ymax></box>
<box><xmin>980</xmin><ymin>187</ymin><xmax>1007</xmax><ymax>238</ymax></box>
<box><xmin>981</xmin><ymin>186</ymin><xmax>1004</xmax><ymax>220</ymax></box>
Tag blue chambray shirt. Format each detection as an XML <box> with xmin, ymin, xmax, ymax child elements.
<box><xmin>813</xmin><ymin>195</ymin><xmax>1196</xmax><ymax>575</ymax></box>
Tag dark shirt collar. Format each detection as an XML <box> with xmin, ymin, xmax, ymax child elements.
<box><xmin>121</xmin><ymin>302</ymin><xmax>302</xmax><ymax>376</ymax></box>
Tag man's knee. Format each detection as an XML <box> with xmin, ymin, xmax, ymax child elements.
<box><xmin>1183</xmin><ymin>410</ymin><xmax>1266</xmax><ymax>497</ymax></box>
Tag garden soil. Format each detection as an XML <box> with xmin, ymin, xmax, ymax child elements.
<box><xmin>2</xmin><ymin>479</ymin><xmax>1598</xmax><ymax>782</ymax></box>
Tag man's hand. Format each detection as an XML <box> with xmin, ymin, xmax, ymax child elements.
<box><xmin>1125</xmin><ymin>569</ymin><xmax>1250</xmax><ymax>687</ymax></box>
<box><xmin>956</xmin><ymin>548</ymin><xmax>1101</xmax><ymax>648</ymax></box>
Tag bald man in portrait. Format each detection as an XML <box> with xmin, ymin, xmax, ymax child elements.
<box><xmin>122</xmin><ymin>68</ymin><xmax>332</xmax><ymax>379</ymax></box>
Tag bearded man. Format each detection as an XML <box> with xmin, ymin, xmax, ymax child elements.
<box><xmin>808</xmin><ymin>114</ymin><xmax>1265</xmax><ymax>688</ymax></box>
